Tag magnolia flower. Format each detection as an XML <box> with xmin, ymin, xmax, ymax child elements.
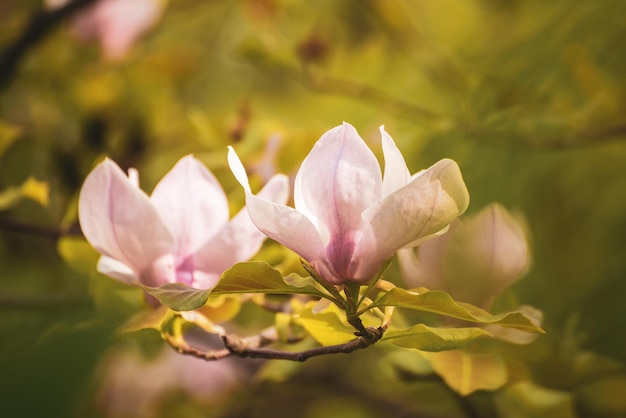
<box><xmin>398</xmin><ymin>203</ymin><xmax>542</xmax><ymax>343</ymax></box>
<box><xmin>78</xmin><ymin>155</ymin><xmax>288</xmax><ymax>290</ymax></box>
<box><xmin>399</xmin><ymin>203</ymin><xmax>530</xmax><ymax>309</ymax></box>
<box><xmin>96</xmin><ymin>344</ymin><xmax>247</xmax><ymax>417</ymax></box>
<box><xmin>228</xmin><ymin>122</ymin><xmax>470</xmax><ymax>285</ymax></box>
<box><xmin>48</xmin><ymin>0</ymin><xmax>165</xmax><ymax>61</ymax></box>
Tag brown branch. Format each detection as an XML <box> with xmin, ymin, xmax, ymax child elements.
<box><xmin>222</xmin><ymin>326</ymin><xmax>384</xmax><ymax>362</ymax></box>
<box><xmin>166</xmin><ymin>324</ymin><xmax>385</xmax><ymax>363</ymax></box>
<box><xmin>164</xmin><ymin>333</ymin><xmax>233</xmax><ymax>361</ymax></box>
<box><xmin>0</xmin><ymin>0</ymin><xmax>98</xmax><ymax>88</ymax></box>
<box><xmin>0</xmin><ymin>217</ymin><xmax>82</xmax><ymax>239</ymax></box>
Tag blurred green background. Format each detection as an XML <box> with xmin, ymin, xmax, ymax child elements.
<box><xmin>1</xmin><ymin>0</ymin><xmax>626</xmax><ymax>417</ymax></box>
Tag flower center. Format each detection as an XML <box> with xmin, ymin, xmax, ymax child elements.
<box><xmin>176</xmin><ymin>256</ymin><xmax>195</xmax><ymax>287</ymax></box>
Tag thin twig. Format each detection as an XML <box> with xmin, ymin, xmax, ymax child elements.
<box><xmin>223</xmin><ymin>332</ymin><xmax>382</xmax><ymax>362</ymax></box>
<box><xmin>222</xmin><ymin>326</ymin><xmax>384</xmax><ymax>362</ymax></box>
<box><xmin>163</xmin><ymin>333</ymin><xmax>233</xmax><ymax>361</ymax></box>
<box><xmin>300</xmin><ymin>69</ymin><xmax>444</xmax><ymax>123</ymax></box>
<box><xmin>166</xmin><ymin>324</ymin><xmax>384</xmax><ymax>363</ymax></box>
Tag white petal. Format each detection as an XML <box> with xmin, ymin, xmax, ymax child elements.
<box><xmin>193</xmin><ymin>174</ymin><xmax>290</xmax><ymax>281</ymax></box>
<box><xmin>97</xmin><ymin>256</ymin><xmax>137</xmax><ymax>284</ymax></box>
<box><xmin>362</xmin><ymin>158</ymin><xmax>469</xmax><ymax>260</ymax></box>
<box><xmin>150</xmin><ymin>155</ymin><xmax>229</xmax><ymax>258</ymax></box>
<box><xmin>294</xmin><ymin>122</ymin><xmax>382</xmax><ymax>244</ymax></box>
<box><xmin>228</xmin><ymin>147</ymin><xmax>327</xmax><ymax>267</ymax></box>
<box><xmin>380</xmin><ymin>125</ymin><xmax>411</xmax><ymax>196</ymax></box>
<box><xmin>78</xmin><ymin>159</ymin><xmax>175</xmax><ymax>279</ymax></box>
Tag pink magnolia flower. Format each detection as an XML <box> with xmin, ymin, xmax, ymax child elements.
<box><xmin>49</xmin><ymin>0</ymin><xmax>164</xmax><ymax>61</ymax></box>
<box><xmin>398</xmin><ymin>203</ymin><xmax>542</xmax><ymax>343</ymax></box>
<box><xmin>398</xmin><ymin>203</ymin><xmax>530</xmax><ymax>309</ymax></box>
<box><xmin>228</xmin><ymin>122</ymin><xmax>470</xmax><ymax>285</ymax></box>
<box><xmin>78</xmin><ymin>155</ymin><xmax>288</xmax><ymax>290</ymax></box>
<box><xmin>96</xmin><ymin>344</ymin><xmax>248</xmax><ymax>417</ymax></box>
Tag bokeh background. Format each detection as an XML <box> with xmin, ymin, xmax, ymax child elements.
<box><xmin>1</xmin><ymin>0</ymin><xmax>626</xmax><ymax>417</ymax></box>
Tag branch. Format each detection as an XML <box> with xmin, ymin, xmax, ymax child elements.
<box><xmin>0</xmin><ymin>0</ymin><xmax>98</xmax><ymax>88</ymax></box>
<box><xmin>299</xmin><ymin>69</ymin><xmax>444</xmax><ymax>123</ymax></box>
<box><xmin>166</xmin><ymin>325</ymin><xmax>385</xmax><ymax>363</ymax></box>
<box><xmin>540</xmin><ymin>121</ymin><xmax>626</xmax><ymax>149</ymax></box>
<box><xmin>163</xmin><ymin>333</ymin><xmax>232</xmax><ymax>361</ymax></box>
<box><xmin>222</xmin><ymin>326</ymin><xmax>384</xmax><ymax>362</ymax></box>
<box><xmin>0</xmin><ymin>217</ymin><xmax>82</xmax><ymax>239</ymax></box>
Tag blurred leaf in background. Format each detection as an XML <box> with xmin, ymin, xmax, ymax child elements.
<box><xmin>1</xmin><ymin>0</ymin><xmax>626</xmax><ymax>417</ymax></box>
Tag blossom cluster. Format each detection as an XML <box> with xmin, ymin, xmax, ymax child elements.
<box><xmin>79</xmin><ymin>122</ymin><xmax>469</xmax><ymax>290</ymax></box>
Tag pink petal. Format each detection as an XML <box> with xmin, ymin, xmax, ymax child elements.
<box><xmin>380</xmin><ymin>126</ymin><xmax>411</xmax><ymax>196</ymax></box>
<box><xmin>97</xmin><ymin>256</ymin><xmax>137</xmax><ymax>284</ymax></box>
<box><xmin>192</xmin><ymin>174</ymin><xmax>290</xmax><ymax>288</ymax></box>
<box><xmin>294</xmin><ymin>122</ymin><xmax>382</xmax><ymax>245</ymax></box>
<box><xmin>469</xmin><ymin>203</ymin><xmax>530</xmax><ymax>293</ymax></box>
<box><xmin>78</xmin><ymin>158</ymin><xmax>175</xmax><ymax>282</ymax></box>
<box><xmin>362</xmin><ymin>158</ymin><xmax>469</xmax><ymax>261</ymax></box>
<box><xmin>150</xmin><ymin>155</ymin><xmax>229</xmax><ymax>260</ymax></box>
<box><xmin>228</xmin><ymin>147</ymin><xmax>327</xmax><ymax>267</ymax></box>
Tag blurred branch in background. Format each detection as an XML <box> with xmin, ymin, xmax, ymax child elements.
<box><xmin>0</xmin><ymin>0</ymin><xmax>98</xmax><ymax>88</ymax></box>
<box><xmin>0</xmin><ymin>292</ymin><xmax>91</xmax><ymax>311</ymax></box>
<box><xmin>0</xmin><ymin>216</ymin><xmax>81</xmax><ymax>239</ymax></box>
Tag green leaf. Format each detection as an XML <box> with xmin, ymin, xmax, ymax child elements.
<box><xmin>296</xmin><ymin>304</ymin><xmax>356</xmax><ymax>346</ymax></box>
<box><xmin>370</xmin><ymin>288</ymin><xmax>545</xmax><ymax>333</ymax></box>
<box><xmin>426</xmin><ymin>350</ymin><xmax>508</xmax><ymax>396</ymax></box>
<box><xmin>57</xmin><ymin>236</ymin><xmax>100</xmax><ymax>275</ymax></box>
<box><xmin>382</xmin><ymin>324</ymin><xmax>492</xmax><ymax>351</ymax></box>
<box><xmin>0</xmin><ymin>120</ymin><xmax>22</xmax><ymax>157</ymax></box>
<box><xmin>142</xmin><ymin>283</ymin><xmax>211</xmax><ymax>311</ymax></box>
<box><xmin>497</xmin><ymin>381</ymin><xmax>577</xmax><ymax>417</ymax></box>
<box><xmin>212</xmin><ymin>262</ymin><xmax>330</xmax><ymax>299</ymax></box>
<box><xmin>117</xmin><ymin>306</ymin><xmax>171</xmax><ymax>334</ymax></box>
<box><xmin>0</xmin><ymin>177</ymin><xmax>49</xmax><ymax>210</ymax></box>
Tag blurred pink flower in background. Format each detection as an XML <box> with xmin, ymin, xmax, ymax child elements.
<box><xmin>48</xmin><ymin>0</ymin><xmax>165</xmax><ymax>61</ymax></box>
<box><xmin>398</xmin><ymin>202</ymin><xmax>542</xmax><ymax>343</ymax></box>
<box><xmin>78</xmin><ymin>155</ymin><xmax>288</xmax><ymax>290</ymax></box>
<box><xmin>229</xmin><ymin>122</ymin><xmax>470</xmax><ymax>285</ymax></box>
<box><xmin>96</xmin><ymin>344</ymin><xmax>247</xmax><ymax>417</ymax></box>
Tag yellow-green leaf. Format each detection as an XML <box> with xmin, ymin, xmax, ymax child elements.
<box><xmin>117</xmin><ymin>305</ymin><xmax>171</xmax><ymax>335</ymax></box>
<box><xmin>20</xmin><ymin>176</ymin><xmax>49</xmax><ymax>207</ymax></box>
<box><xmin>142</xmin><ymin>283</ymin><xmax>211</xmax><ymax>311</ymax></box>
<box><xmin>496</xmin><ymin>381</ymin><xmax>576</xmax><ymax>418</ymax></box>
<box><xmin>0</xmin><ymin>176</ymin><xmax>49</xmax><ymax>209</ymax></box>
<box><xmin>426</xmin><ymin>350</ymin><xmax>508</xmax><ymax>396</ymax></box>
<box><xmin>371</xmin><ymin>288</ymin><xmax>544</xmax><ymax>333</ymax></box>
<box><xmin>0</xmin><ymin>120</ymin><xmax>21</xmax><ymax>157</ymax></box>
<box><xmin>382</xmin><ymin>324</ymin><xmax>492</xmax><ymax>351</ymax></box>
<box><xmin>57</xmin><ymin>236</ymin><xmax>100</xmax><ymax>275</ymax></box>
<box><xmin>296</xmin><ymin>303</ymin><xmax>356</xmax><ymax>346</ymax></box>
<box><xmin>213</xmin><ymin>261</ymin><xmax>329</xmax><ymax>299</ymax></box>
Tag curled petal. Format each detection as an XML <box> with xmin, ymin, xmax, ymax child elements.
<box><xmin>380</xmin><ymin>125</ymin><xmax>411</xmax><ymax>196</ymax></box>
<box><xmin>78</xmin><ymin>159</ymin><xmax>175</xmax><ymax>279</ymax></box>
<box><xmin>363</xmin><ymin>158</ymin><xmax>469</xmax><ymax>259</ymax></box>
<box><xmin>228</xmin><ymin>147</ymin><xmax>327</xmax><ymax>266</ymax></box>
<box><xmin>294</xmin><ymin>122</ymin><xmax>382</xmax><ymax>244</ymax></box>
<box><xmin>151</xmin><ymin>155</ymin><xmax>229</xmax><ymax>259</ymax></box>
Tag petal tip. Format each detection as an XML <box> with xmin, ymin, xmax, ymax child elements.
<box><xmin>227</xmin><ymin>146</ymin><xmax>251</xmax><ymax>193</ymax></box>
